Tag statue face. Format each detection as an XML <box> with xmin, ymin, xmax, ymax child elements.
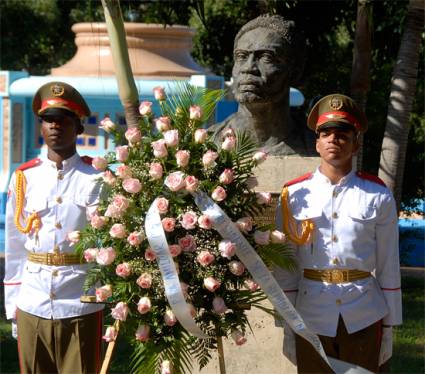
<box><xmin>232</xmin><ymin>28</ymin><xmax>291</xmax><ymax>105</ymax></box>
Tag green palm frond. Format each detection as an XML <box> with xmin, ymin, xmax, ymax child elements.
<box><xmin>130</xmin><ymin>342</ymin><xmax>161</xmax><ymax>374</ymax></box>
<box><xmin>257</xmin><ymin>243</ymin><xmax>298</xmax><ymax>272</ymax></box>
<box><xmin>234</xmin><ymin>131</ymin><xmax>257</xmax><ymax>164</ymax></box>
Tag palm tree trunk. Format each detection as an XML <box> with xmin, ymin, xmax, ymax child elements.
<box><xmin>350</xmin><ymin>0</ymin><xmax>373</xmax><ymax>171</ymax></box>
<box><xmin>378</xmin><ymin>0</ymin><xmax>424</xmax><ymax>210</ymax></box>
<box><xmin>101</xmin><ymin>0</ymin><xmax>140</xmax><ymax>128</ymax></box>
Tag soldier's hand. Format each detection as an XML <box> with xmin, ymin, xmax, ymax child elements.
<box><xmin>11</xmin><ymin>319</ymin><xmax>18</xmax><ymax>339</ymax></box>
<box><xmin>379</xmin><ymin>326</ymin><xmax>393</xmax><ymax>365</ymax></box>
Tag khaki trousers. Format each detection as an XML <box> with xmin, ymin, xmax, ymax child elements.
<box><xmin>17</xmin><ymin>309</ymin><xmax>103</xmax><ymax>374</ymax></box>
<box><xmin>295</xmin><ymin>317</ymin><xmax>382</xmax><ymax>373</ymax></box>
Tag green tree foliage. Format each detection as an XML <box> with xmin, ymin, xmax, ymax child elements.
<box><xmin>0</xmin><ymin>0</ymin><xmax>423</xmax><ymax>206</ymax></box>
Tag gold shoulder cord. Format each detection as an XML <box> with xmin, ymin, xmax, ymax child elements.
<box><xmin>280</xmin><ymin>186</ymin><xmax>314</xmax><ymax>245</ymax></box>
<box><xmin>14</xmin><ymin>170</ymin><xmax>41</xmax><ymax>241</ymax></box>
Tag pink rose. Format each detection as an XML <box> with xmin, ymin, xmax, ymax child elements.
<box><xmin>96</xmin><ymin>247</ymin><xmax>116</xmax><ymax>265</ymax></box>
<box><xmin>103</xmin><ymin>326</ymin><xmax>118</xmax><ymax>342</ymax></box>
<box><xmin>219</xmin><ymin>169</ymin><xmax>234</xmax><ymax>185</ymax></box>
<box><xmin>84</xmin><ymin>248</ymin><xmax>98</xmax><ymax>262</ymax></box>
<box><xmin>111</xmin><ymin>302</ymin><xmax>129</xmax><ymax>321</ymax></box>
<box><xmin>256</xmin><ymin>192</ymin><xmax>272</xmax><ymax>205</ymax></box>
<box><xmin>178</xmin><ymin>235</ymin><xmax>196</xmax><ymax>252</ymax></box>
<box><xmin>164</xmin><ymin>171</ymin><xmax>186</xmax><ymax>191</ymax></box>
<box><xmin>197</xmin><ymin>250</ymin><xmax>215</xmax><ymax>266</ymax></box>
<box><xmin>115</xmin><ymin>145</ymin><xmax>129</xmax><ymax>162</ymax></box>
<box><xmin>144</xmin><ymin>247</ymin><xmax>156</xmax><ymax>261</ymax></box>
<box><xmin>139</xmin><ymin>101</ymin><xmax>153</xmax><ymax>116</ymax></box>
<box><xmin>246</xmin><ymin>176</ymin><xmax>259</xmax><ymax>189</ymax></box>
<box><xmin>109</xmin><ymin>223</ymin><xmax>127</xmax><ymax>239</ymax></box>
<box><xmin>254</xmin><ymin>230</ymin><xmax>271</xmax><ymax>245</ymax></box>
<box><xmin>122</xmin><ymin>178</ymin><xmax>142</xmax><ymax>194</ymax></box>
<box><xmin>91</xmin><ymin>215</ymin><xmax>107</xmax><ymax>229</ymax></box>
<box><xmin>161</xmin><ymin>360</ymin><xmax>172</xmax><ymax>374</ymax></box>
<box><xmin>229</xmin><ymin>261</ymin><xmax>245</xmax><ymax>276</ymax></box>
<box><xmin>162</xmin><ymin>217</ymin><xmax>176</xmax><ymax>232</ymax></box>
<box><xmin>198</xmin><ymin>214</ymin><xmax>213</xmax><ymax>229</ymax></box>
<box><xmin>151</xmin><ymin>139</ymin><xmax>168</xmax><ymax>158</ymax></box>
<box><xmin>235</xmin><ymin>217</ymin><xmax>253</xmax><ymax>233</ymax></box>
<box><xmin>184</xmin><ymin>175</ymin><xmax>199</xmax><ymax>192</ymax></box>
<box><xmin>204</xmin><ymin>277</ymin><xmax>221</xmax><ymax>292</ymax></box>
<box><xmin>164</xmin><ymin>309</ymin><xmax>177</xmax><ymax>326</ymax></box>
<box><xmin>125</xmin><ymin>127</ymin><xmax>142</xmax><ymax>145</ymax></box>
<box><xmin>127</xmin><ymin>231</ymin><xmax>144</xmax><ymax>246</ymax></box>
<box><xmin>136</xmin><ymin>273</ymin><xmax>152</xmax><ymax>289</ymax></box>
<box><xmin>135</xmin><ymin>325</ymin><xmax>150</xmax><ymax>342</ymax></box>
<box><xmin>270</xmin><ymin>230</ymin><xmax>286</xmax><ymax>244</ymax></box>
<box><xmin>105</xmin><ymin>204</ymin><xmax>122</xmax><ymax>219</ymax></box>
<box><xmin>149</xmin><ymin>162</ymin><xmax>163</xmax><ymax>180</ymax></box>
<box><xmin>116</xmin><ymin>164</ymin><xmax>133</xmax><ymax>179</ymax></box>
<box><xmin>202</xmin><ymin>150</ymin><xmax>218</xmax><ymax>168</ymax></box>
<box><xmin>213</xmin><ymin>296</ymin><xmax>228</xmax><ymax>314</ymax></box>
<box><xmin>211</xmin><ymin>186</ymin><xmax>227</xmax><ymax>202</ymax></box>
<box><xmin>180</xmin><ymin>211</ymin><xmax>197</xmax><ymax>230</ymax></box>
<box><xmin>115</xmin><ymin>262</ymin><xmax>132</xmax><ymax>278</ymax></box>
<box><xmin>189</xmin><ymin>105</ymin><xmax>202</xmax><ymax>120</ymax></box>
<box><xmin>66</xmin><ymin>230</ymin><xmax>80</xmax><ymax>245</ymax></box>
<box><xmin>155</xmin><ymin>116</ymin><xmax>171</xmax><ymax>132</ymax></box>
<box><xmin>244</xmin><ymin>279</ymin><xmax>260</xmax><ymax>292</ymax></box>
<box><xmin>137</xmin><ymin>297</ymin><xmax>151</xmax><ymax>314</ymax></box>
<box><xmin>163</xmin><ymin>129</ymin><xmax>179</xmax><ymax>147</ymax></box>
<box><xmin>103</xmin><ymin>170</ymin><xmax>117</xmax><ymax>186</ymax></box>
<box><xmin>95</xmin><ymin>284</ymin><xmax>112</xmax><ymax>302</ymax></box>
<box><xmin>99</xmin><ymin>117</ymin><xmax>116</xmax><ymax>133</ymax></box>
<box><xmin>176</xmin><ymin>150</ymin><xmax>190</xmax><ymax>167</ymax></box>
<box><xmin>155</xmin><ymin>197</ymin><xmax>169</xmax><ymax>214</ymax></box>
<box><xmin>92</xmin><ymin>157</ymin><xmax>108</xmax><ymax>171</ymax></box>
<box><xmin>169</xmin><ymin>244</ymin><xmax>182</xmax><ymax>257</ymax></box>
<box><xmin>153</xmin><ymin>86</ymin><xmax>166</xmax><ymax>100</ymax></box>
<box><xmin>218</xmin><ymin>240</ymin><xmax>236</xmax><ymax>258</ymax></box>
<box><xmin>194</xmin><ymin>128</ymin><xmax>207</xmax><ymax>143</ymax></box>
<box><xmin>253</xmin><ymin>151</ymin><xmax>267</xmax><ymax>164</ymax></box>
<box><xmin>112</xmin><ymin>194</ymin><xmax>130</xmax><ymax>211</ymax></box>
<box><xmin>231</xmin><ymin>330</ymin><xmax>247</xmax><ymax>346</ymax></box>
<box><xmin>221</xmin><ymin>135</ymin><xmax>236</xmax><ymax>151</ymax></box>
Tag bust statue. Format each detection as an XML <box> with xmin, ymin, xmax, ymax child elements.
<box><xmin>210</xmin><ymin>14</ymin><xmax>315</xmax><ymax>155</ymax></box>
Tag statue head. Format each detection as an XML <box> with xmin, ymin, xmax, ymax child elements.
<box><xmin>232</xmin><ymin>14</ymin><xmax>305</xmax><ymax>105</ymax></box>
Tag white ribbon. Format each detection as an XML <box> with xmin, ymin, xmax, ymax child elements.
<box><xmin>145</xmin><ymin>203</ymin><xmax>209</xmax><ymax>339</ymax></box>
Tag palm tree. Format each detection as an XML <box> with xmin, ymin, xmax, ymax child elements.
<box><xmin>101</xmin><ymin>0</ymin><xmax>140</xmax><ymax>128</ymax></box>
<box><xmin>350</xmin><ymin>0</ymin><xmax>373</xmax><ymax>170</ymax></box>
<box><xmin>378</xmin><ymin>0</ymin><xmax>424</xmax><ymax>209</ymax></box>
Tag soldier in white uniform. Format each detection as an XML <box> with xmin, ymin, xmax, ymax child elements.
<box><xmin>4</xmin><ymin>82</ymin><xmax>104</xmax><ymax>373</ymax></box>
<box><xmin>275</xmin><ymin>94</ymin><xmax>402</xmax><ymax>373</ymax></box>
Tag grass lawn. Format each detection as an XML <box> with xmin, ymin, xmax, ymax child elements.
<box><xmin>1</xmin><ymin>276</ymin><xmax>424</xmax><ymax>373</ymax></box>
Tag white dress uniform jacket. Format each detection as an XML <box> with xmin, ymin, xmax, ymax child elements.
<box><xmin>4</xmin><ymin>153</ymin><xmax>104</xmax><ymax>320</ymax></box>
<box><xmin>275</xmin><ymin>168</ymin><xmax>402</xmax><ymax>337</ymax></box>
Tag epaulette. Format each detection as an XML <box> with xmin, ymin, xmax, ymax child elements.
<box><xmin>356</xmin><ymin>171</ymin><xmax>386</xmax><ymax>187</ymax></box>
<box><xmin>284</xmin><ymin>172</ymin><xmax>313</xmax><ymax>187</ymax></box>
<box><xmin>17</xmin><ymin>158</ymin><xmax>41</xmax><ymax>171</ymax></box>
<box><xmin>80</xmin><ymin>156</ymin><xmax>93</xmax><ymax>165</ymax></box>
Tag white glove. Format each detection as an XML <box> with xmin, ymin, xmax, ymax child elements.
<box><xmin>11</xmin><ymin>320</ymin><xmax>18</xmax><ymax>340</ymax></box>
<box><xmin>283</xmin><ymin>326</ymin><xmax>297</xmax><ymax>365</ymax></box>
<box><xmin>379</xmin><ymin>326</ymin><xmax>393</xmax><ymax>365</ymax></box>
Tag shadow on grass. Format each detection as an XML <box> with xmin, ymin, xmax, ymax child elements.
<box><xmin>1</xmin><ymin>276</ymin><xmax>424</xmax><ymax>373</ymax></box>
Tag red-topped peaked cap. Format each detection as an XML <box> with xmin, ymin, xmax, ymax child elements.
<box><xmin>307</xmin><ymin>94</ymin><xmax>367</xmax><ymax>133</ymax></box>
<box><xmin>32</xmin><ymin>81</ymin><xmax>90</xmax><ymax>119</ymax></box>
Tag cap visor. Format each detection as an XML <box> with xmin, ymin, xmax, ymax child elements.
<box><xmin>317</xmin><ymin>122</ymin><xmax>356</xmax><ymax>132</ymax></box>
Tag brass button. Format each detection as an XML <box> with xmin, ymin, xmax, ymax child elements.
<box><xmin>332</xmin><ymin>191</ymin><xmax>338</xmax><ymax>198</ymax></box>
<box><xmin>336</xmin><ymin>299</ymin><xmax>342</xmax><ymax>305</ymax></box>
<box><xmin>57</xmin><ymin>173</ymin><xmax>64</xmax><ymax>180</ymax></box>
<box><xmin>332</xmin><ymin>235</ymin><xmax>338</xmax><ymax>242</ymax></box>
<box><xmin>55</xmin><ymin>222</ymin><xmax>62</xmax><ymax>229</ymax></box>
<box><xmin>332</xmin><ymin>258</ymin><xmax>339</xmax><ymax>265</ymax></box>
<box><xmin>54</xmin><ymin>245</ymin><xmax>60</xmax><ymax>252</ymax></box>
<box><xmin>50</xmin><ymin>292</ymin><xmax>56</xmax><ymax>299</ymax></box>
<box><xmin>332</xmin><ymin>212</ymin><xmax>338</xmax><ymax>219</ymax></box>
<box><xmin>55</xmin><ymin>196</ymin><xmax>62</xmax><ymax>204</ymax></box>
<box><xmin>52</xmin><ymin>270</ymin><xmax>59</xmax><ymax>276</ymax></box>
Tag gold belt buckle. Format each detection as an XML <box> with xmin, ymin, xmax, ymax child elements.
<box><xmin>51</xmin><ymin>253</ymin><xmax>62</xmax><ymax>266</ymax></box>
<box><xmin>330</xmin><ymin>269</ymin><xmax>344</xmax><ymax>283</ymax></box>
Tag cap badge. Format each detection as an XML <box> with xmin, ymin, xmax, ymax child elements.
<box><xmin>50</xmin><ymin>84</ymin><xmax>65</xmax><ymax>97</ymax></box>
<box><xmin>329</xmin><ymin>96</ymin><xmax>343</xmax><ymax>111</ymax></box>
